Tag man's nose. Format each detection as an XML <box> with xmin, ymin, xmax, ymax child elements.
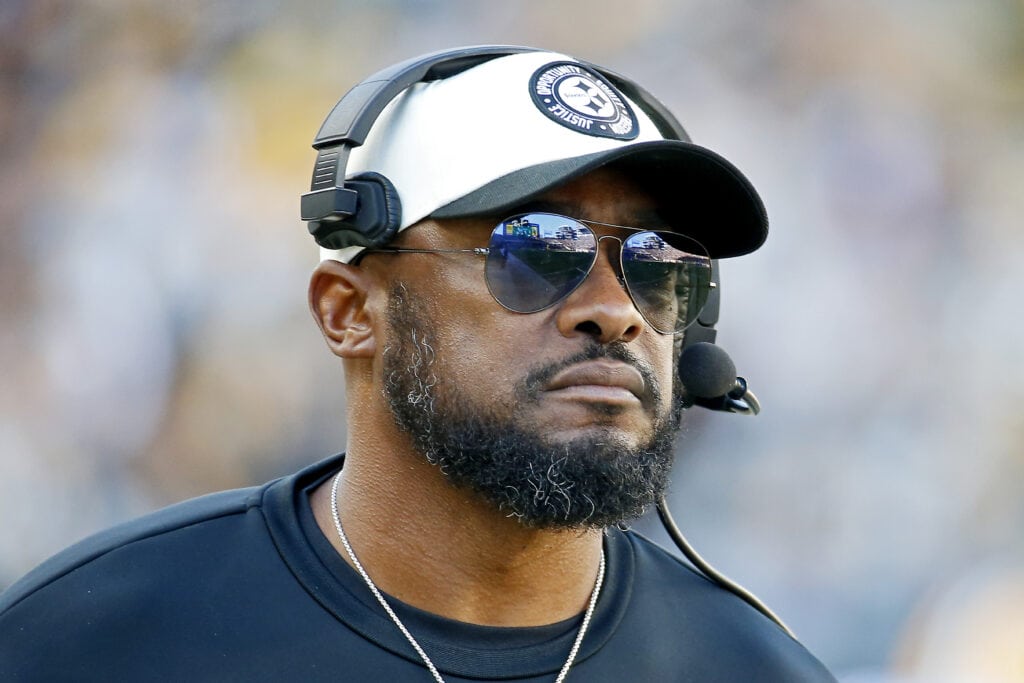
<box><xmin>554</xmin><ymin>239</ymin><xmax>645</xmax><ymax>344</ymax></box>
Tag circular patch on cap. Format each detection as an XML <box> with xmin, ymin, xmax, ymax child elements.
<box><xmin>529</xmin><ymin>62</ymin><xmax>639</xmax><ymax>140</ymax></box>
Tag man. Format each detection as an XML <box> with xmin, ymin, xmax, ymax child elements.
<box><xmin>0</xmin><ymin>47</ymin><xmax>835</xmax><ymax>680</ymax></box>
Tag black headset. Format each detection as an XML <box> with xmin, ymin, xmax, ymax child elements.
<box><xmin>302</xmin><ymin>46</ymin><xmax>792</xmax><ymax>637</ymax></box>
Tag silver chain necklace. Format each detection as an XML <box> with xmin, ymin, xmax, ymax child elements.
<box><xmin>329</xmin><ymin>471</ymin><xmax>605</xmax><ymax>683</ymax></box>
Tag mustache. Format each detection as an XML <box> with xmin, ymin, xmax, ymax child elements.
<box><xmin>519</xmin><ymin>341</ymin><xmax>663</xmax><ymax>409</ymax></box>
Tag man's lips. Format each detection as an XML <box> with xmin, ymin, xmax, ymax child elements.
<box><xmin>544</xmin><ymin>360</ymin><xmax>646</xmax><ymax>402</ymax></box>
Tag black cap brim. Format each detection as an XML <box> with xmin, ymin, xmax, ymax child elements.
<box><xmin>430</xmin><ymin>140</ymin><xmax>767</xmax><ymax>259</ymax></box>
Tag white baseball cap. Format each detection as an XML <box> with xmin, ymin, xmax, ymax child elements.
<box><xmin>313</xmin><ymin>49</ymin><xmax>767</xmax><ymax>263</ymax></box>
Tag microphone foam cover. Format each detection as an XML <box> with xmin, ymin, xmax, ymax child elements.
<box><xmin>679</xmin><ymin>342</ymin><xmax>737</xmax><ymax>398</ymax></box>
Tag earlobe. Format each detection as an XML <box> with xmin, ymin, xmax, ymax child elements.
<box><xmin>309</xmin><ymin>260</ymin><xmax>377</xmax><ymax>358</ymax></box>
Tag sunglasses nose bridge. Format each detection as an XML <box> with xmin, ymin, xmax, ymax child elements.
<box><xmin>578</xmin><ymin>234</ymin><xmax>638</xmax><ymax>307</ymax></box>
<box><xmin>594</xmin><ymin>234</ymin><xmax>626</xmax><ymax>279</ymax></box>
<box><xmin>595</xmin><ymin>234</ymin><xmax>625</xmax><ymax>248</ymax></box>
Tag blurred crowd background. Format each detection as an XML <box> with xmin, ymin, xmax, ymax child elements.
<box><xmin>2</xmin><ymin>0</ymin><xmax>1022</xmax><ymax>680</ymax></box>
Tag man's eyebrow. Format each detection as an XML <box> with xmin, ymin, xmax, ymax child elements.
<box><xmin>613</xmin><ymin>208</ymin><xmax>669</xmax><ymax>230</ymax></box>
<box><xmin>508</xmin><ymin>199</ymin><xmax>582</xmax><ymax>216</ymax></box>
<box><xmin>507</xmin><ymin>200</ymin><xmax>670</xmax><ymax>229</ymax></box>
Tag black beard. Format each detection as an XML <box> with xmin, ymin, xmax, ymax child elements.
<box><xmin>382</xmin><ymin>282</ymin><xmax>685</xmax><ymax>530</ymax></box>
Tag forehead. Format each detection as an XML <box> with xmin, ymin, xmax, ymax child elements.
<box><xmin>519</xmin><ymin>166</ymin><xmax>664</xmax><ymax>228</ymax></box>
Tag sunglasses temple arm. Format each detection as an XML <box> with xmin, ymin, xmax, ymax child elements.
<box><xmin>362</xmin><ymin>247</ymin><xmax>489</xmax><ymax>255</ymax></box>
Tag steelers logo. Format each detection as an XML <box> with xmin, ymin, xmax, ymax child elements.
<box><xmin>556</xmin><ymin>76</ymin><xmax>616</xmax><ymax>119</ymax></box>
<box><xmin>530</xmin><ymin>62</ymin><xmax>639</xmax><ymax>140</ymax></box>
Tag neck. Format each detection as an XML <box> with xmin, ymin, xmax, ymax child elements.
<box><xmin>310</xmin><ymin>436</ymin><xmax>604</xmax><ymax>627</ymax></box>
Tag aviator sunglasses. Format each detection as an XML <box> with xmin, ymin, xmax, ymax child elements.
<box><xmin>361</xmin><ymin>213</ymin><xmax>715</xmax><ymax>335</ymax></box>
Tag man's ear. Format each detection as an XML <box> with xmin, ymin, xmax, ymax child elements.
<box><xmin>309</xmin><ymin>260</ymin><xmax>377</xmax><ymax>359</ymax></box>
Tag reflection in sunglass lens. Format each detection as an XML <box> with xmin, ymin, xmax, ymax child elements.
<box><xmin>622</xmin><ymin>232</ymin><xmax>712</xmax><ymax>334</ymax></box>
<box><xmin>484</xmin><ymin>214</ymin><xmax>712</xmax><ymax>335</ymax></box>
<box><xmin>485</xmin><ymin>216</ymin><xmax>596</xmax><ymax>313</ymax></box>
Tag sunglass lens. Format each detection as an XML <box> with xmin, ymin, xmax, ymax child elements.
<box><xmin>622</xmin><ymin>232</ymin><xmax>712</xmax><ymax>334</ymax></box>
<box><xmin>485</xmin><ymin>215</ymin><xmax>596</xmax><ymax>313</ymax></box>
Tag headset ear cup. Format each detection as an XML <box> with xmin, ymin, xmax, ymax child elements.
<box><xmin>359</xmin><ymin>172</ymin><xmax>402</xmax><ymax>246</ymax></box>
<box><xmin>313</xmin><ymin>172</ymin><xmax>403</xmax><ymax>250</ymax></box>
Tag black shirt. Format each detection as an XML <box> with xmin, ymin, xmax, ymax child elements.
<box><xmin>0</xmin><ymin>454</ymin><xmax>835</xmax><ymax>681</ymax></box>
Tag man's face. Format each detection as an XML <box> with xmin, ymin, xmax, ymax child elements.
<box><xmin>376</xmin><ymin>168</ymin><xmax>685</xmax><ymax>529</ymax></box>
